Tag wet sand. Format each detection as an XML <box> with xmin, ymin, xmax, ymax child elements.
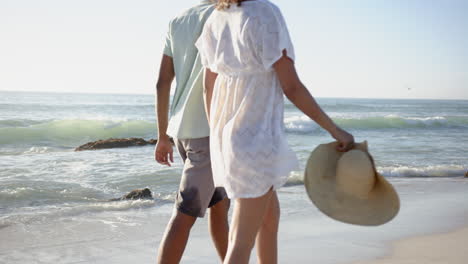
<box><xmin>1</xmin><ymin>177</ymin><xmax>467</xmax><ymax>263</ymax></box>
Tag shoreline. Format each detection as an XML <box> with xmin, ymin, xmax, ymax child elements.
<box><xmin>277</xmin><ymin>177</ymin><xmax>468</xmax><ymax>264</ymax></box>
<box><xmin>1</xmin><ymin>177</ymin><xmax>467</xmax><ymax>263</ymax></box>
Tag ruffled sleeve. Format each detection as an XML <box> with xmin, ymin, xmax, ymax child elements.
<box><xmin>258</xmin><ymin>5</ymin><xmax>295</xmax><ymax>69</ymax></box>
<box><xmin>195</xmin><ymin>21</ymin><xmax>217</xmax><ymax>72</ymax></box>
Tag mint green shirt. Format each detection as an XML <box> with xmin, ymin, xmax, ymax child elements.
<box><xmin>163</xmin><ymin>1</ymin><xmax>214</xmax><ymax>139</ymax></box>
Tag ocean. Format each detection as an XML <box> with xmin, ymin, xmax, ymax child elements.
<box><xmin>0</xmin><ymin>91</ymin><xmax>467</xmax><ymax>233</ymax></box>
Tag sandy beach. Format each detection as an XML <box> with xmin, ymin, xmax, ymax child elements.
<box><xmin>354</xmin><ymin>226</ymin><xmax>468</xmax><ymax>264</ymax></box>
<box><xmin>273</xmin><ymin>177</ymin><xmax>468</xmax><ymax>264</ymax></box>
<box><xmin>1</xmin><ymin>176</ymin><xmax>467</xmax><ymax>264</ymax></box>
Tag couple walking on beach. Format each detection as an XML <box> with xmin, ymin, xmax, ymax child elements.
<box><xmin>154</xmin><ymin>0</ymin><xmax>354</xmax><ymax>263</ymax></box>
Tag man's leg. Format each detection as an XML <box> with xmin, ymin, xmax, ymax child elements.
<box><xmin>157</xmin><ymin>137</ymin><xmax>223</xmax><ymax>263</ymax></box>
<box><xmin>157</xmin><ymin>209</ymin><xmax>197</xmax><ymax>264</ymax></box>
<box><xmin>208</xmin><ymin>197</ymin><xmax>230</xmax><ymax>260</ymax></box>
<box><xmin>156</xmin><ymin>138</ymin><xmax>201</xmax><ymax>263</ymax></box>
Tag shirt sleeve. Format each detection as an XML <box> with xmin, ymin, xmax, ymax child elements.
<box><xmin>195</xmin><ymin>21</ymin><xmax>217</xmax><ymax>72</ymax></box>
<box><xmin>163</xmin><ymin>22</ymin><xmax>173</xmax><ymax>57</ymax></box>
<box><xmin>259</xmin><ymin>5</ymin><xmax>295</xmax><ymax>69</ymax></box>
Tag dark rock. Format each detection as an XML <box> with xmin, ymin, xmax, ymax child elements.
<box><xmin>147</xmin><ymin>139</ymin><xmax>159</xmax><ymax>145</ymax></box>
<box><xmin>110</xmin><ymin>188</ymin><xmax>153</xmax><ymax>201</ymax></box>
<box><xmin>465</xmin><ymin>171</ymin><xmax>468</xmax><ymax>178</ymax></box>
<box><xmin>75</xmin><ymin>138</ymin><xmax>161</xmax><ymax>151</ymax></box>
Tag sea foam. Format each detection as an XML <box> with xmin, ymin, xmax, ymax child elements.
<box><xmin>284</xmin><ymin>115</ymin><xmax>468</xmax><ymax>133</ymax></box>
<box><xmin>0</xmin><ymin>199</ymin><xmax>158</xmax><ymax>226</ymax></box>
<box><xmin>283</xmin><ymin>164</ymin><xmax>467</xmax><ymax>186</ymax></box>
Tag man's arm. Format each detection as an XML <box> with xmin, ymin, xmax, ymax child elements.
<box><xmin>155</xmin><ymin>54</ymin><xmax>175</xmax><ymax>166</ymax></box>
<box><xmin>203</xmin><ymin>68</ymin><xmax>218</xmax><ymax>120</ymax></box>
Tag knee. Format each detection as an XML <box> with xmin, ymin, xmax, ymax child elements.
<box><xmin>229</xmin><ymin>237</ymin><xmax>256</xmax><ymax>253</ymax></box>
<box><xmin>228</xmin><ymin>227</ymin><xmax>257</xmax><ymax>251</ymax></box>
<box><xmin>168</xmin><ymin>210</ymin><xmax>196</xmax><ymax>230</ymax></box>
<box><xmin>262</xmin><ymin>216</ymin><xmax>279</xmax><ymax>233</ymax></box>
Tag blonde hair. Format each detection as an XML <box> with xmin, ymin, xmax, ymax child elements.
<box><xmin>216</xmin><ymin>0</ymin><xmax>243</xmax><ymax>10</ymax></box>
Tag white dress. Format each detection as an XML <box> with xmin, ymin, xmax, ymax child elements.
<box><xmin>195</xmin><ymin>0</ymin><xmax>298</xmax><ymax>199</ymax></box>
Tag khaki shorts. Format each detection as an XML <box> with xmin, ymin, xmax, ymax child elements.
<box><xmin>175</xmin><ymin>137</ymin><xmax>227</xmax><ymax>218</ymax></box>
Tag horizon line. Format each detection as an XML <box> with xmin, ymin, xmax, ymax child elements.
<box><xmin>1</xmin><ymin>89</ymin><xmax>467</xmax><ymax>101</ymax></box>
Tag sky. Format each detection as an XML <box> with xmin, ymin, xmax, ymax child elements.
<box><xmin>1</xmin><ymin>0</ymin><xmax>467</xmax><ymax>99</ymax></box>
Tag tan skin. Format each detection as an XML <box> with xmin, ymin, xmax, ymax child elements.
<box><xmin>154</xmin><ymin>54</ymin><xmax>230</xmax><ymax>263</ymax></box>
<box><xmin>204</xmin><ymin>52</ymin><xmax>354</xmax><ymax>264</ymax></box>
<box><xmin>155</xmin><ymin>55</ymin><xmax>175</xmax><ymax>167</ymax></box>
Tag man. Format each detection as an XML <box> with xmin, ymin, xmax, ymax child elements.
<box><xmin>154</xmin><ymin>1</ymin><xmax>229</xmax><ymax>263</ymax></box>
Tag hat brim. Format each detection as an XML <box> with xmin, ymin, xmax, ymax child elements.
<box><xmin>304</xmin><ymin>142</ymin><xmax>400</xmax><ymax>226</ymax></box>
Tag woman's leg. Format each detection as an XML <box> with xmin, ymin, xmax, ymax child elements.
<box><xmin>255</xmin><ymin>191</ymin><xmax>280</xmax><ymax>264</ymax></box>
<box><xmin>208</xmin><ymin>197</ymin><xmax>230</xmax><ymax>261</ymax></box>
<box><xmin>223</xmin><ymin>189</ymin><xmax>274</xmax><ymax>264</ymax></box>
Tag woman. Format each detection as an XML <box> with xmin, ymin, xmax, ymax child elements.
<box><xmin>196</xmin><ymin>0</ymin><xmax>354</xmax><ymax>263</ymax></box>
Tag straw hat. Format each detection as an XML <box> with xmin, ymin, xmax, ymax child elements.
<box><xmin>304</xmin><ymin>141</ymin><xmax>399</xmax><ymax>226</ymax></box>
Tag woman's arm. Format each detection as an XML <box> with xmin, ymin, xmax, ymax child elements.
<box><xmin>273</xmin><ymin>51</ymin><xmax>354</xmax><ymax>151</ymax></box>
<box><xmin>203</xmin><ymin>68</ymin><xmax>218</xmax><ymax>120</ymax></box>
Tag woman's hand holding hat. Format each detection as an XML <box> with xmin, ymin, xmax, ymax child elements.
<box><xmin>331</xmin><ymin>126</ymin><xmax>354</xmax><ymax>152</ymax></box>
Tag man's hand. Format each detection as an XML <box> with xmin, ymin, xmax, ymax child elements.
<box><xmin>155</xmin><ymin>136</ymin><xmax>174</xmax><ymax>166</ymax></box>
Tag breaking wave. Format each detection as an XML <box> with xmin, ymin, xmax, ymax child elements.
<box><xmin>284</xmin><ymin>115</ymin><xmax>468</xmax><ymax>133</ymax></box>
<box><xmin>0</xmin><ymin>119</ymin><xmax>156</xmax><ymax>147</ymax></box>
